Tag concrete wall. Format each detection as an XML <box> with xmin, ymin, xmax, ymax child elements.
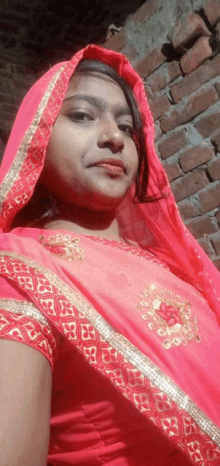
<box><xmin>104</xmin><ymin>0</ymin><xmax>220</xmax><ymax>270</ymax></box>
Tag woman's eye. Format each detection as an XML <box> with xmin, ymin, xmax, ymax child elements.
<box><xmin>68</xmin><ymin>111</ymin><xmax>94</xmax><ymax>122</ymax></box>
<box><xmin>119</xmin><ymin>124</ymin><xmax>134</xmax><ymax>137</ymax></box>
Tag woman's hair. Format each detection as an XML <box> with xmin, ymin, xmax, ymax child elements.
<box><xmin>11</xmin><ymin>59</ymin><xmax>150</xmax><ymax>229</ymax></box>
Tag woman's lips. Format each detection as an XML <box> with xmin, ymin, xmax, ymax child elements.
<box><xmin>96</xmin><ymin>162</ymin><xmax>124</xmax><ymax>174</ymax></box>
<box><xmin>93</xmin><ymin>158</ymin><xmax>126</xmax><ymax>175</ymax></box>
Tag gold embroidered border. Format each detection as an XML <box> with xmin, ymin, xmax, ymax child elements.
<box><xmin>0</xmin><ymin>66</ymin><xmax>65</xmax><ymax>214</ymax></box>
<box><xmin>0</xmin><ymin>298</ymin><xmax>50</xmax><ymax>327</ymax></box>
<box><xmin>0</xmin><ymin>250</ymin><xmax>220</xmax><ymax>450</ymax></box>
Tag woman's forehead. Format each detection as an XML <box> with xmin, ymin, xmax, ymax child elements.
<box><xmin>69</xmin><ymin>70</ymin><xmax>121</xmax><ymax>88</ymax></box>
<box><xmin>66</xmin><ymin>72</ymin><xmax>128</xmax><ymax>106</ymax></box>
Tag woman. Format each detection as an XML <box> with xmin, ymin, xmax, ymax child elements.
<box><xmin>0</xmin><ymin>44</ymin><xmax>219</xmax><ymax>466</ymax></box>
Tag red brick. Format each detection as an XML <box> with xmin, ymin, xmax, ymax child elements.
<box><xmin>163</xmin><ymin>161</ymin><xmax>182</xmax><ymax>181</ymax></box>
<box><xmin>131</xmin><ymin>0</ymin><xmax>157</xmax><ymax>23</ymax></box>
<box><xmin>0</xmin><ymin>111</ymin><xmax>16</xmax><ymax>122</ymax></box>
<box><xmin>204</xmin><ymin>0</ymin><xmax>220</xmax><ymax>25</ymax></box>
<box><xmin>104</xmin><ymin>29</ymin><xmax>125</xmax><ymax>51</ymax></box>
<box><xmin>171</xmin><ymin>170</ymin><xmax>209</xmax><ymax>201</ymax></box>
<box><xmin>185</xmin><ymin>215</ymin><xmax>218</xmax><ymax>239</ymax></box>
<box><xmin>0</xmin><ymin>75</ymin><xmax>16</xmax><ymax>96</ymax></box>
<box><xmin>0</xmin><ymin>137</ymin><xmax>5</xmax><ymax>152</ymax></box>
<box><xmin>8</xmin><ymin>63</ymin><xmax>29</xmax><ymax>75</ymax></box>
<box><xmin>0</xmin><ymin>92</ymin><xmax>16</xmax><ymax>105</ymax></box>
<box><xmin>171</xmin><ymin>13</ymin><xmax>211</xmax><ymax>52</ymax></box>
<box><xmin>212</xmin><ymin>233</ymin><xmax>220</xmax><ymax>254</ymax></box>
<box><xmin>1</xmin><ymin>10</ymin><xmax>29</xmax><ymax>24</ymax></box>
<box><xmin>194</xmin><ymin>112</ymin><xmax>220</xmax><ymax>138</ymax></box>
<box><xmin>158</xmin><ymin>129</ymin><xmax>188</xmax><ymax>160</ymax></box>
<box><xmin>170</xmin><ymin>53</ymin><xmax>220</xmax><ymax>103</ymax></box>
<box><xmin>155</xmin><ymin>121</ymin><xmax>163</xmax><ymax>141</ymax></box>
<box><xmin>198</xmin><ymin>238</ymin><xmax>213</xmax><ymax>257</ymax></box>
<box><xmin>0</xmin><ymin>74</ymin><xmax>33</xmax><ymax>97</ymax></box>
<box><xmin>210</xmin><ymin>129</ymin><xmax>220</xmax><ymax>150</ymax></box>
<box><xmin>178</xmin><ymin>200</ymin><xmax>200</xmax><ymax>220</ymax></box>
<box><xmin>0</xmin><ymin>118</ymin><xmax>14</xmax><ymax>132</ymax></box>
<box><xmin>160</xmin><ymin>86</ymin><xmax>218</xmax><ymax>133</ymax></box>
<box><xmin>180</xmin><ymin>37</ymin><xmax>212</xmax><ymax>75</ymax></box>
<box><xmin>149</xmin><ymin>94</ymin><xmax>171</xmax><ymax>121</ymax></box>
<box><xmin>1</xmin><ymin>103</ymin><xmax>18</xmax><ymax>114</ymax></box>
<box><xmin>121</xmin><ymin>44</ymin><xmax>137</xmax><ymax>63</ymax></box>
<box><xmin>213</xmin><ymin>259</ymin><xmax>220</xmax><ymax>271</ymax></box>
<box><xmin>145</xmin><ymin>61</ymin><xmax>181</xmax><ymax>94</ymax></box>
<box><xmin>216</xmin><ymin>209</ymin><xmax>220</xmax><ymax>224</ymax></box>
<box><xmin>0</xmin><ymin>21</ymin><xmax>19</xmax><ymax>34</ymax></box>
<box><xmin>215</xmin><ymin>21</ymin><xmax>220</xmax><ymax>38</ymax></box>
<box><xmin>215</xmin><ymin>82</ymin><xmax>220</xmax><ymax>97</ymax></box>
<box><xmin>144</xmin><ymin>84</ymin><xmax>154</xmax><ymax>101</ymax></box>
<box><xmin>198</xmin><ymin>183</ymin><xmax>220</xmax><ymax>212</ymax></box>
<box><xmin>179</xmin><ymin>145</ymin><xmax>214</xmax><ymax>172</ymax></box>
<box><xmin>0</xmin><ymin>59</ymin><xmax>9</xmax><ymax>72</ymax></box>
<box><xmin>207</xmin><ymin>158</ymin><xmax>220</xmax><ymax>180</ymax></box>
<box><xmin>135</xmin><ymin>47</ymin><xmax>166</xmax><ymax>78</ymax></box>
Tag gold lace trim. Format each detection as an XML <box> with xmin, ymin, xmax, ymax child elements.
<box><xmin>0</xmin><ymin>250</ymin><xmax>220</xmax><ymax>448</ymax></box>
<box><xmin>0</xmin><ymin>66</ymin><xmax>65</xmax><ymax>215</ymax></box>
<box><xmin>0</xmin><ymin>298</ymin><xmax>50</xmax><ymax>327</ymax></box>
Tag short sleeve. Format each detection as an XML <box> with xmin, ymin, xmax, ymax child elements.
<box><xmin>0</xmin><ymin>277</ymin><xmax>59</xmax><ymax>370</ymax></box>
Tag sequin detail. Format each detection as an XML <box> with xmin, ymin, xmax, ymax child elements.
<box><xmin>137</xmin><ymin>283</ymin><xmax>201</xmax><ymax>349</ymax></box>
<box><xmin>0</xmin><ymin>298</ymin><xmax>50</xmax><ymax>327</ymax></box>
<box><xmin>0</xmin><ymin>250</ymin><xmax>219</xmax><ymax>466</ymax></box>
<box><xmin>38</xmin><ymin>234</ymin><xmax>84</xmax><ymax>261</ymax></box>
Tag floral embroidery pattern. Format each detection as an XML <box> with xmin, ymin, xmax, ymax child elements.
<box><xmin>156</xmin><ymin>302</ymin><xmax>183</xmax><ymax>326</ymax></box>
<box><xmin>0</xmin><ymin>307</ymin><xmax>57</xmax><ymax>368</ymax></box>
<box><xmin>38</xmin><ymin>234</ymin><xmax>84</xmax><ymax>261</ymax></box>
<box><xmin>137</xmin><ymin>283</ymin><xmax>201</xmax><ymax>349</ymax></box>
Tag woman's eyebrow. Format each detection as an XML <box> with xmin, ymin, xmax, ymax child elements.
<box><xmin>63</xmin><ymin>93</ymin><xmax>132</xmax><ymax>116</ymax></box>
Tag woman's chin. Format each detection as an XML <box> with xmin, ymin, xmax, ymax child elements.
<box><xmin>83</xmin><ymin>194</ymin><xmax>125</xmax><ymax>212</ymax></box>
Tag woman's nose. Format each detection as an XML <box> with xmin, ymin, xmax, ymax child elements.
<box><xmin>97</xmin><ymin>119</ymin><xmax>125</xmax><ymax>154</ymax></box>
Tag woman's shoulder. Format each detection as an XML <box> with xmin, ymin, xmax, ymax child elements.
<box><xmin>0</xmin><ymin>227</ymin><xmax>55</xmax><ymax>262</ymax></box>
<box><xmin>1</xmin><ymin>227</ymin><xmax>43</xmax><ymax>247</ymax></box>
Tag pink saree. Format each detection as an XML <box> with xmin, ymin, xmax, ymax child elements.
<box><xmin>0</xmin><ymin>45</ymin><xmax>220</xmax><ymax>465</ymax></box>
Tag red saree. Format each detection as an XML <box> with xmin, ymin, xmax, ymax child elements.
<box><xmin>0</xmin><ymin>45</ymin><xmax>219</xmax><ymax>465</ymax></box>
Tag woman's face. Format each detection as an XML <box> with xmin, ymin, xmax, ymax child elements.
<box><xmin>40</xmin><ymin>71</ymin><xmax>139</xmax><ymax>212</ymax></box>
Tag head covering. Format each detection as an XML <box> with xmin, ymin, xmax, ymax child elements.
<box><xmin>0</xmin><ymin>44</ymin><xmax>219</xmax><ymax>319</ymax></box>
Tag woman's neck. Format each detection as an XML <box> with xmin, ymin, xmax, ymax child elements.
<box><xmin>43</xmin><ymin>204</ymin><xmax>122</xmax><ymax>241</ymax></box>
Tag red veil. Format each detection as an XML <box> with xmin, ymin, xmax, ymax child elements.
<box><xmin>0</xmin><ymin>45</ymin><xmax>219</xmax><ymax>465</ymax></box>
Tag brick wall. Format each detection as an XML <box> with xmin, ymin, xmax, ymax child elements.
<box><xmin>104</xmin><ymin>0</ymin><xmax>220</xmax><ymax>271</ymax></box>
